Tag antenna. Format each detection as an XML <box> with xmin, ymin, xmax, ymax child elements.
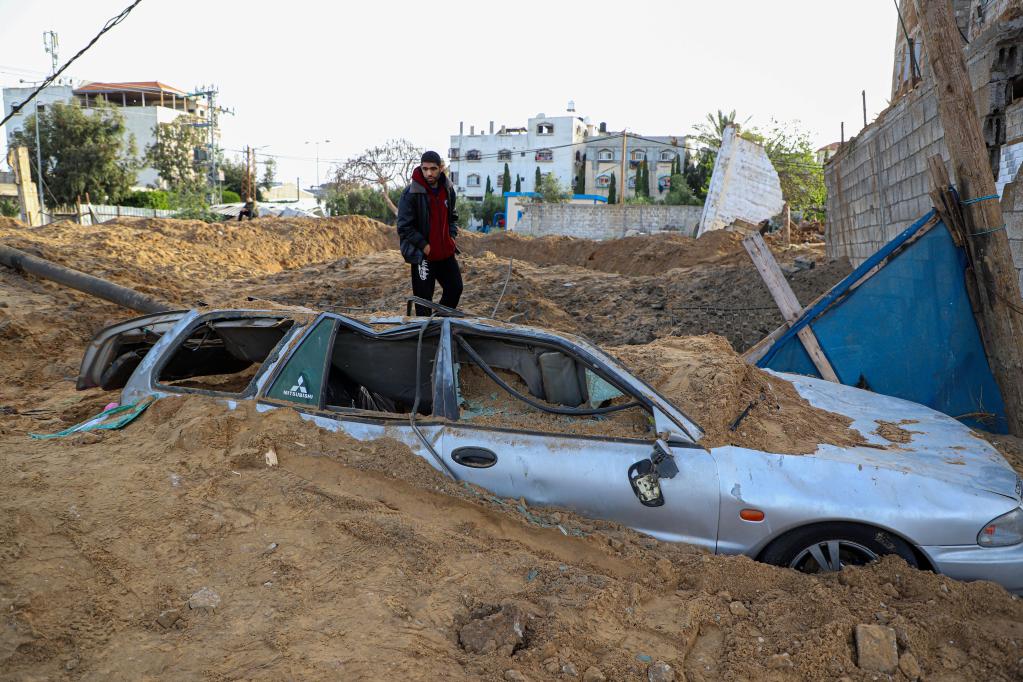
<box><xmin>43</xmin><ymin>31</ymin><xmax>59</xmax><ymax>77</ymax></box>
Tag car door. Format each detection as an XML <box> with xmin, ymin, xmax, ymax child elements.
<box><xmin>440</xmin><ymin>328</ymin><xmax>720</xmax><ymax>549</ymax></box>
<box><xmin>258</xmin><ymin>314</ymin><xmax>450</xmax><ymax>469</ymax></box>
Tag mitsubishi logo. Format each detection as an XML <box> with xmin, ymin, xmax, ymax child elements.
<box><xmin>283</xmin><ymin>374</ymin><xmax>312</xmax><ymax>400</ymax></box>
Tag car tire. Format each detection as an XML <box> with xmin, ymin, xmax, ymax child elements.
<box><xmin>760</xmin><ymin>522</ymin><xmax>919</xmax><ymax>573</ymax></box>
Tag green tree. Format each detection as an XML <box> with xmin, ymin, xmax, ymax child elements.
<box><xmin>514</xmin><ymin>175</ymin><xmax>521</xmax><ymax>192</ymax></box>
<box><xmin>485</xmin><ymin>175</ymin><xmax>492</xmax><ymax>196</ymax></box>
<box><xmin>607</xmin><ymin>172</ymin><xmax>617</xmax><ymax>204</ymax></box>
<box><xmin>684</xmin><ymin>149</ymin><xmax>715</xmax><ymax>201</ymax></box>
<box><xmin>664</xmin><ymin>174</ymin><xmax>701</xmax><ymax>206</ymax></box>
<box><xmin>121</xmin><ymin>189</ymin><xmax>170</xmax><ymax>209</ymax></box>
<box><xmin>0</xmin><ymin>198</ymin><xmax>19</xmax><ymax>217</ymax></box>
<box><xmin>754</xmin><ymin>119</ymin><xmax>826</xmax><ymax>211</ymax></box>
<box><xmin>260</xmin><ymin>157</ymin><xmax>277</xmax><ymax>191</ymax></box>
<box><xmin>639</xmin><ymin>160</ymin><xmax>650</xmax><ymax>198</ymax></box>
<box><xmin>325</xmin><ymin>184</ymin><xmax>400</xmax><ymax>224</ymax></box>
<box><xmin>574</xmin><ymin>164</ymin><xmax>585</xmax><ymax>195</ymax></box>
<box><xmin>219</xmin><ymin>156</ymin><xmax>246</xmax><ymax>198</ymax></box>
<box><xmin>692</xmin><ymin>109</ymin><xmax>752</xmax><ymax>149</ymax></box>
<box><xmin>537</xmin><ymin>173</ymin><xmax>568</xmax><ymax>203</ymax></box>
<box><xmin>534</xmin><ymin>166</ymin><xmax>542</xmax><ymax>192</ymax></box>
<box><xmin>11</xmin><ymin>101</ymin><xmax>137</xmax><ymax>205</ymax></box>
<box><xmin>145</xmin><ymin>115</ymin><xmax>206</xmax><ymax>193</ymax></box>
<box><xmin>502</xmin><ymin>163</ymin><xmax>511</xmax><ymax>194</ymax></box>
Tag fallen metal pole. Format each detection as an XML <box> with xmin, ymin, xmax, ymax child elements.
<box><xmin>0</xmin><ymin>244</ymin><xmax>172</xmax><ymax>314</ymax></box>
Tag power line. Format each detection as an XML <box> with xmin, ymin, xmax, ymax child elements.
<box><xmin>0</xmin><ymin>0</ymin><xmax>144</xmax><ymax>128</ymax></box>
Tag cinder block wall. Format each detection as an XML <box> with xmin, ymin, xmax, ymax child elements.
<box><xmin>517</xmin><ymin>204</ymin><xmax>703</xmax><ymax>239</ymax></box>
<box><xmin>824</xmin><ymin>84</ymin><xmax>950</xmax><ymax>265</ymax></box>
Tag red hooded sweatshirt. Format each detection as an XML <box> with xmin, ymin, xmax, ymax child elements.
<box><xmin>412</xmin><ymin>167</ymin><xmax>455</xmax><ymax>261</ymax></box>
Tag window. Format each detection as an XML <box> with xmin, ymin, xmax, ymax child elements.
<box><xmin>631</xmin><ymin>150</ymin><xmax>646</xmax><ymax>161</ymax></box>
<box><xmin>466</xmin><ymin>149</ymin><xmax>481</xmax><ymax>161</ymax></box>
<box><xmin>450</xmin><ymin>171</ymin><xmax>459</xmax><ymax>184</ymax></box>
<box><xmin>449</xmin><ymin>147</ymin><xmax>460</xmax><ymax>160</ymax></box>
<box><xmin>597</xmin><ymin>149</ymin><xmax>613</xmax><ymax>162</ymax></box>
<box><xmin>627</xmin><ymin>175</ymin><xmax>637</xmax><ymax>188</ymax></box>
<box><xmin>660</xmin><ymin>150</ymin><xmax>675</xmax><ymax>162</ymax></box>
<box><xmin>536</xmin><ymin>122</ymin><xmax>554</xmax><ymax>135</ymax></box>
<box><xmin>158</xmin><ymin>316</ymin><xmax>296</xmax><ymax>395</ymax></box>
<box><xmin>467</xmin><ymin>173</ymin><xmax>481</xmax><ymax>187</ymax></box>
<box><xmin>595</xmin><ymin>174</ymin><xmax>611</xmax><ymax>188</ymax></box>
<box><xmin>498</xmin><ymin>149</ymin><xmax>512</xmax><ymax>160</ymax></box>
<box><xmin>453</xmin><ymin>333</ymin><xmax>652</xmax><ymax>439</ymax></box>
<box><xmin>266</xmin><ymin>318</ymin><xmax>333</xmax><ymax>405</ymax></box>
<box><xmin>536</xmin><ymin>149</ymin><xmax>553</xmax><ymax>162</ymax></box>
<box><xmin>323</xmin><ymin>328</ymin><xmax>438</xmax><ymax>415</ymax></box>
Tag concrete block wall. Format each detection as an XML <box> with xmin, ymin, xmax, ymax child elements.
<box><xmin>517</xmin><ymin>204</ymin><xmax>703</xmax><ymax>239</ymax></box>
<box><xmin>698</xmin><ymin>126</ymin><xmax>785</xmax><ymax>236</ymax></box>
<box><xmin>995</xmin><ymin>180</ymin><xmax>1023</xmax><ymax>294</ymax></box>
<box><xmin>824</xmin><ymin>83</ymin><xmax>950</xmax><ymax>264</ymax></box>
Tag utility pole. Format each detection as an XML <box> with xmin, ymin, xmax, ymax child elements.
<box><xmin>619</xmin><ymin>129</ymin><xmax>628</xmax><ymax>205</ymax></box>
<box><xmin>862</xmin><ymin>90</ymin><xmax>868</xmax><ymax>128</ymax></box>
<box><xmin>305</xmin><ymin>139</ymin><xmax>330</xmax><ymax>187</ymax></box>
<box><xmin>915</xmin><ymin>0</ymin><xmax>1023</xmax><ymax>436</ymax></box>
<box><xmin>34</xmin><ymin>99</ymin><xmax>45</xmax><ymax>223</ymax></box>
<box><xmin>187</xmin><ymin>85</ymin><xmax>233</xmax><ymax>205</ymax></box>
<box><xmin>43</xmin><ymin>31</ymin><xmax>59</xmax><ymax>77</ymax></box>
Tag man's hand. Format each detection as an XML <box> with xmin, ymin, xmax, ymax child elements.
<box><xmin>424</xmin><ymin>244</ymin><xmax>431</xmax><ymax>256</ymax></box>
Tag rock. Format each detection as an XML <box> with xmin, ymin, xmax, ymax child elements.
<box><xmin>543</xmin><ymin>657</ymin><xmax>560</xmax><ymax>674</ymax></box>
<box><xmin>561</xmin><ymin>662</ymin><xmax>578</xmax><ymax>676</ymax></box>
<box><xmin>459</xmin><ymin>604</ymin><xmax>527</xmax><ymax>655</ymax></box>
<box><xmin>64</xmin><ymin>657</ymin><xmax>80</xmax><ymax>671</ymax></box>
<box><xmin>728</xmin><ymin>601</ymin><xmax>750</xmax><ymax>617</ymax></box>
<box><xmin>504</xmin><ymin>671</ymin><xmax>528</xmax><ymax>682</ymax></box>
<box><xmin>156</xmin><ymin>608</ymin><xmax>181</xmax><ymax>628</ymax></box>
<box><xmin>899</xmin><ymin>652</ymin><xmax>922</xmax><ymax>680</ymax></box>
<box><xmin>188</xmin><ymin>587</ymin><xmax>221</xmax><ymax>611</ymax></box>
<box><xmin>767</xmin><ymin>653</ymin><xmax>793</xmax><ymax>669</ymax></box>
<box><xmin>582</xmin><ymin>666</ymin><xmax>606</xmax><ymax>682</ymax></box>
<box><xmin>793</xmin><ymin>256</ymin><xmax>816</xmax><ymax>271</ymax></box>
<box><xmin>855</xmin><ymin>624</ymin><xmax>898</xmax><ymax>673</ymax></box>
<box><xmin>716</xmin><ymin>590</ymin><xmax>732</xmax><ymax>602</ymax></box>
<box><xmin>650</xmin><ymin>302</ymin><xmax>665</xmax><ymax>310</ymax></box>
<box><xmin>647</xmin><ymin>661</ymin><xmax>675</xmax><ymax>682</ymax></box>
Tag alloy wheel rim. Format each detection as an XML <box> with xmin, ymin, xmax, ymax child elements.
<box><xmin>788</xmin><ymin>540</ymin><xmax>879</xmax><ymax>573</ymax></box>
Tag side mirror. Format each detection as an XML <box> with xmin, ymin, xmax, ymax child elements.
<box><xmin>628</xmin><ymin>439</ymin><xmax>679</xmax><ymax>508</ymax></box>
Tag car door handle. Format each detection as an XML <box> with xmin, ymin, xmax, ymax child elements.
<box><xmin>451</xmin><ymin>447</ymin><xmax>498</xmax><ymax>468</ymax></box>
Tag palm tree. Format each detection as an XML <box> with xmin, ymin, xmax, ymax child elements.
<box><xmin>692</xmin><ymin>109</ymin><xmax>751</xmax><ymax>149</ymax></box>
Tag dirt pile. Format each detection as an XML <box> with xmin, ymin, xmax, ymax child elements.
<box><xmin>3</xmin><ymin>394</ymin><xmax>1023</xmax><ymax>680</ymax></box>
<box><xmin>0</xmin><ymin>215</ymin><xmax>395</xmax><ymax>304</ymax></box>
<box><xmin>611</xmin><ymin>335</ymin><xmax>866</xmax><ymax>454</ymax></box>
<box><xmin>460</xmin><ymin>229</ymin><xmax>751</xmax><ymax>276</ymax></box>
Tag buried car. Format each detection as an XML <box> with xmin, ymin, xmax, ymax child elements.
<box><xmin>77</xmin><ymin>306</ymin><xmax>1023</xmax><ymax>593</ymax></box>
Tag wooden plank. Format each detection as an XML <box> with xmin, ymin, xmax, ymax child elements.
<box><xmin>915</xmin><ymin>0</ymin><xmax>1023</xmax><ymax>436</ymax></box>
<box><xmin>742</xmin><ymin>232</ymin><xmax>840</xmax><ymax>382</ymax></box>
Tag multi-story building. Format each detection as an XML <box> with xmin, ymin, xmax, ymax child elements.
<box><xmin>3</xmin><ymin>80</ymin><xmax>210</xmax><ymax>188</ymax></box>
<box><xmin>446</xmin><ymin>103</ymin><xmax>688</xmax><ymax>202</ymax></box>
<box><xmin>448</xmin><ymin>103</ymin><xmax>593</xmax><ymax>200</ymax></box>
<box><xmin>582</xmin><ymin>132</ymin><xmax>687</xmax><ymax>200</ymax></box>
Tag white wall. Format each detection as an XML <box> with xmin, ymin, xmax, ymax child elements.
<box><xmin>698</xmin><ymin>126</ymin><xmax>784</xmax><ymax>236</ymax></box>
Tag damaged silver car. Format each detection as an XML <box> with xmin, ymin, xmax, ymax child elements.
<box><xmin>77</xmin><ymin>306</ymin><xmax>1023</xmax><ymax>594</ymax></box>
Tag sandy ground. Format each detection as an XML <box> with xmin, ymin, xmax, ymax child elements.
<box><xmin>1</xmin><ymin>216</ymin><xmax>1022</xmax><ymax>680</ymax></box>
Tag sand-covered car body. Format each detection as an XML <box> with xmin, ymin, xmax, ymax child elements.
<box><xmin>78</xmin><ymin>308</ymin><xmax>1023</xmax><ymax>593</ymax></box>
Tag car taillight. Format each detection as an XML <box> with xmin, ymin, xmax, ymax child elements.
<box><xmin>978</xmin><ymin>507</ymin><xmax>1023</xmax><ymax>547</ymax></box>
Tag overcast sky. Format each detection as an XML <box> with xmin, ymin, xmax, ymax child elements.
<box><xmin>1</xmin><ymin>0</ymin><xmax>900</xmax><ymax>186</ymax></box>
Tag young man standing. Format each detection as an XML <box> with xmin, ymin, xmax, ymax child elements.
<box><xmin>397</xmin><ymin>151</ymin><xmax>462</xmax><ymax>316</ymax></box>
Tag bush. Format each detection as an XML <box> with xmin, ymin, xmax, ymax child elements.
<box><xmin>0</xmin><ymin>198</ymin><xmax>18</xmax><ymax>218</ymax></box>
<box><xmin>325</xmin><ymin>186</ymin><xmax>396</xmax><ymax>224</ymax></box>
<box><xmin>220</xmin><ymin>189</ymin><xmax>241</xmax><ymax>204</ymax></box>
<box><xmin>121</xmin><ymin>189</ymin><xmax>171</xmax><ymax>210</ymax></box>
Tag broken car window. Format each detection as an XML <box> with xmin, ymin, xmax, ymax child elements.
<box><xmin>266</xmin><ymin>317</ymin><xmax>334</xmax><ymax>406</ymax></box>
<box><xmin>454</xmin><ymin>334</ymin><xmax>652</xmax><ymax>439</ymax></box>
<box><xmin>157</xmin><ymin>316</ymin><xmax>294</xmax><ymax>395</ymax></box>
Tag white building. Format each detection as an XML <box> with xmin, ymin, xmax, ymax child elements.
<box><xmin>2</xmin><ymin>81</ymin><xmax>210</xmax><ymax>189</ymax></box>
<box><xmin>448</xmin><ymin>102</ymin><xmax>594</xmax><ymax>200</ymax></box>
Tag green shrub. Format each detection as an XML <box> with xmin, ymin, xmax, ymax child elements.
<box><xmin>220</xmin><ymin>189</ymin><xmax>241</xmax><ymax>204</ymax></box>
<box><xmin>121</xmin><ymin>190</ymin><xmax>170</xmax><ymax>210</ymax></box>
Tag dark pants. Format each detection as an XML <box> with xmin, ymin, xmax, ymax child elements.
<box><xmin>411</xmin><ymin>256</ymin><xmax>463</xmax><ymax>316</ymax></box>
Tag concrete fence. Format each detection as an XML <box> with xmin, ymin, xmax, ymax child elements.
<box><xmin>517</xmin><ymin>203</ymin><xmax>703</xmax><ymax>239</ymax></box>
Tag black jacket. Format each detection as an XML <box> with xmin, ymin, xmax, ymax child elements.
<box><xmin>396</xmin><ymin>172</ymin><xmax>459</xmax><ymax>264</ymax></box>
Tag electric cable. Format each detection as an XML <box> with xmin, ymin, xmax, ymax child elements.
<box><xmin>0</xmin><ymin>0</ymin><xmax>145</xmax><ymax>128</ymax></box>
<box><xmin>454</xmin><ymin>335</ymin><xmax>641</xmax><ymax>416</ymax></box>
<box><xmin>491</xmin><ymin>257</ymin><xmax>513</xmax><ymax>317</ymax></box>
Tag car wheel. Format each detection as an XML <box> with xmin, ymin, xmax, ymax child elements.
<box><xmin>760</xmin><ymin>522</ymin><xmax>918</xmax><ymax>574</ymax></box>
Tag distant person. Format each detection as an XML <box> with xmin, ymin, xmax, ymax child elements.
<box><xmin>397</xmin><ymin>151</ymin><xmax>462</xmax><ymax>316</ymax></box>
<box><xmin>237</xmin><ymin>197</ymin><xmax>258</xmax><ymax>221</ymax></box>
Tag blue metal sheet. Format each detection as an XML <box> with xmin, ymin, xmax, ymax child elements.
<box><xmin>760</xmin><ymin>220</ymin><xmax>1007</xmax><ymax>433</ymax></box>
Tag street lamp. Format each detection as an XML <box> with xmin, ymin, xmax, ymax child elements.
<box><xmin>304</xmin><ymin>139</ymin><xmax>330</xmax><ymax>188</ymax></box>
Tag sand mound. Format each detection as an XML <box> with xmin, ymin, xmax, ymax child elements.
<box><xmin>0</xmin><ymin>215</ymin><xmax>396</xmax><ymax>304</ymax></box>
<box><xmin>460</xmin><ymin>229</ymin><xmax>749</xmax><ymax>276</ymax></box>
<box><xmin>611</xmin><ymin>335</ymin><xmax>866</xmax><ymax>454</ymax></box>
<box><xmin>2</xmin><ymin>393</ymin><xmax>1022</xmax><ymax>680</ymax></box>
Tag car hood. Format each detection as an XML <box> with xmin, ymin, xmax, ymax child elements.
<box><xmin>763</xmin><ymin>371</ymin><xmax>1021</xmax><ymax>501</ymax></box>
